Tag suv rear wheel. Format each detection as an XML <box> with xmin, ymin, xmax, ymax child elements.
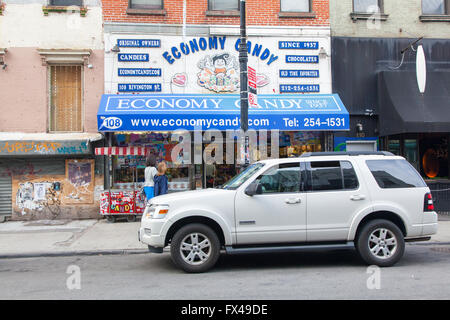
<box><xmin>356</xmin><ymin>219</ymin><xmax>405</xmax><ymax>267</ymax></box>
<box><xmin>170</xmin><ymin>223</ymin><xmax>221</xmax><ymax>273</ymax></box>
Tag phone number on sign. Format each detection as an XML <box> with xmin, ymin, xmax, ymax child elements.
<box><xmin>304</xmin><ymin>117</ymin><xmax>346</xmax><ymax>128</ymax></box>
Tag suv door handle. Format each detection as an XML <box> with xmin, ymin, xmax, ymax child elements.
<box><xmin>285</xmin><ymin>198</ymin><xmax>301</xmax><ymax>204</ymax></box>
<box><xmin>350</xmin><ymin>194</ymin><xmax>366</xmax><ymax>201</ymax></box>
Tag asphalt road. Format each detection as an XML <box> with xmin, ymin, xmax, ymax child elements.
<box><xmin>1</xmin><ymin>244</ymin><xmax>450</xmax><ymax>300</ymax></box>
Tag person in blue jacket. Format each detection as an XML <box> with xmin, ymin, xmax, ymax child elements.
<box><xmin>154</xmin><ymin>161</ymin><xmax>168</xmax><ymax>197</ymax></box>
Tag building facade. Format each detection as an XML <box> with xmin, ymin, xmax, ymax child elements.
<box><xmin>0</xmin><ymin>0</ymin><xmax>105</xmax><ymax>220</ymax></box>
<box><xmin>100</xmin><ymin>0</ymin><xmax>349</xmax><ymax>197</ymax></box>
<box><xmin>330</xmin><ymin>0</ymin><xmax>450</xmax><ymax>211</ymax></box>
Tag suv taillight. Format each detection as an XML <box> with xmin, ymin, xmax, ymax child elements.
<box><xmin>424</xmin><ymin>193</ymin><xmax>434</xmax><ymax>212</ymax></box>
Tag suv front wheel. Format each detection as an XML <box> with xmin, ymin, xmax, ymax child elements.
<box><xmin>170</xmin><ymin>223</ymin><xmax>221</xmax><ymax>273</ymax></box>
<box><xmin>356</xmin><ymin>219</ymin><xmax>405</xmax><ymax>267</ymax></box>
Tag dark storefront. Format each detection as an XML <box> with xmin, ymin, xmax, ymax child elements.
<box><xmin>332</xmin><ymin>37</ymin><xmax>450</xmax><ymax>212</ymax></box>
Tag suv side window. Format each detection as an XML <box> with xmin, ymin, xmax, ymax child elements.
<box><xmin>256</xmin><ymin>163</ymin><xmax>301</xmax><ymax>194</ymax></box>
<box><xmin>308</xmin><ymin>161</ymin><xmax>343</xmax><ymax>191</ymax></box>
<box><xmin>306</xmin><ymin>160</ymin><xmax>359</xmax><ymax>191</ymax></box>
<box><xmin>342</xmin><ymin>161</ymin><xmax>359</xmax><ymax>189</ymax></box>
<box><xmin>366</xmin><ymin>159</ymin><xmax>427</xmax><ymax>188</ymax></box>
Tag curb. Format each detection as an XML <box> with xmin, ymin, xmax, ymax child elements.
<box><xmin>0</xmin><ymin>248</ymin><xmax>151</xmax><ymax>259</ymax></box>
<box><xmin>1</xmin><ymin>242</ymin><xmax>449</xmax><ymax>259</ymax></box>
<box><xmin>409</xmin><ymin>241</ymin><xmax>450</xmax><ymax>246</ymax></box>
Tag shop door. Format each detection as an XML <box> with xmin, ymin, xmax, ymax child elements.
<box><xmin>0</xmin><ymin>170</ymin><xmax>12</xmax><ymax>217</ymax></box>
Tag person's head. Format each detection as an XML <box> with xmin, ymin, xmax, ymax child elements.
<box><xmin>157</xmin><ymin>161</ymin><xmax>167</xmax><ymax>175</ymax></box>
<box><xmin>212</xmin><ymin>53</ymin><xmax>229</xmax><ymax>67</ymax></box>
<box><xmin>146</xmin><ymin>154</ymin><xmax>157</xmax><ymax>167</ymax></box>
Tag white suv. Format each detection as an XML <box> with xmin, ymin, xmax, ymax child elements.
<box><xmin>139</xmin><ymin>152</ymin><xmax>438</xmax><ymax>273</ymax></box>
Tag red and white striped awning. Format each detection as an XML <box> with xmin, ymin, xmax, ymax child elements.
<box><xmin>95</xmin><ymin>147</ymin><xmax>148</xmax><ymax>156</ymax></box>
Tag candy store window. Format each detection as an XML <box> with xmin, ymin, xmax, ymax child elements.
<box><xmin>279</xmin><ymin>131</ymin><xmax>323</xmax><ymax>158</ymax></box>
<box><xmin>112</xmin><ymin>133</ymin><xmax>190</xmax><ymax>192</ymax></box>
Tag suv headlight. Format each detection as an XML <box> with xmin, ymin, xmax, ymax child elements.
<box><xmin>145</xmin><ymin>204</ymin><xmax>169</xmax><ymax>219</ymax></box>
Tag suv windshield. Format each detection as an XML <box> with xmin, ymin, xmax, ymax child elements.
<box><xmin>221</xmin><ymin>163</ymin><xmax>265</xmax><ymax>190</ymax></box>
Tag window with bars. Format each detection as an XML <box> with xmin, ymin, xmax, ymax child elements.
<box><xmin>280</xmin><ymin>0</ymin><xmax>311</xmax><ymax>12</ymax></box>
<box><xmin>49</xmin><ymin>65</ymin><xmax>83</xmax><ymax>132</ymax></box>
<box><xmin>129</xmin><ymin>0</ymin><xmax>163</xmax><ymax>10</ymax></box>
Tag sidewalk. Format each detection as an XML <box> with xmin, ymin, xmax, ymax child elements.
<box><xmin>0</xmin><ymin>218</ymin><xmax>148</xmax><ymax>258</ymax></box>
<box><xmin>0</xmin><ymin>217</ymin><xmax>449</xmax><ymax>258</ymax></box>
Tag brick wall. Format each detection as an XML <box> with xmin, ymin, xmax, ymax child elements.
<box><xmin>102</xmin><ymin>0</ymin><xmax>329</xmax><ymax>26</ymax></box>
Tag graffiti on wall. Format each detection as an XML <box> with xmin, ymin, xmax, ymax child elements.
<box><xmin>0</xmin><ymin>141</ymin><xmax>89</xmax><ymax>156</ymax></box>
<box><xmin>0</xmin><ymin>162</ymin><xmax>42</xmax><ymax>178</ymax></box>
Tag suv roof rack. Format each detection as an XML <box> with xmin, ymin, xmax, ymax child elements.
<box><xmin>299</xmin><ymin>151</ymin><xmax>395</xmax><ymax>158</ymax></box>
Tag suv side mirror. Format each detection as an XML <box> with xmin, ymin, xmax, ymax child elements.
<box><xmin>245</xmin><ymin>180</ymin><xmax>262</xmax><ymax>196</ymax></box>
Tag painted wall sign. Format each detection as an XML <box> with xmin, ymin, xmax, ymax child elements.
<box><xmin>118</xmin><ymin>68</ymin><xmax>162</xmax><ymax>77</ymax></box>
<box><xmin>162</xmin><ymin>36</ymin><xmax>279</xmax><ymax>66</ymax></box>
<box><xmin>118</xmin><ymin>53</ymin><xmax>149</xmax><ymax>62</ymax></box>
<box><xmin>118</xmin><ymin>83</ymin><xmax>162</xmax><ymax>92</ymax></box>
<box><xmin>234</xmin><ymin>39</ymin><xmax>279</xmax><ymax>65</ymax></box>
<box><xmin>105</xmin><ymin>33</ymin><xmax>333</xmax><ymax>95</ymax></box>
<box><xmin>286</xmin><ymin>55</ymin><xmax>319</xmax><ymax>63</ymax></box>
<box><xmin>0</xmin><ymin>141</ymin><xmax>90</xmax><ymax>156</ymax></box>
<box><xmin>117</xmin><ymin>39</ymin><xmax>161</xmax><ymax>48</ymax></box>
<box><xmin>163</xmin><ymin>36</ymin><xmax>227</xmax><ymax>64</ymax></box>
<box><xmin>279</xmin><ymin>70</ymin><xmax>319</xmax><ymax>78</ymax></box>
<box><xmin>280</xmin><ymin>84</ymin><xmax>320</xmax><ymax>93</ymax></box>
<box><xmin>279</xmin><ymin>41</ymin><xmax>319</xmax><ymax>50</ymax></box>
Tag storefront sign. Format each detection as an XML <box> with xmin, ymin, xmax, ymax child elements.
<box><xmin>162</xmin><ymin>36</ymin><xmax>279</xmax><ymax>66</ymax></box>
<box><xmin>286</xmin><ymin>55</ymin><xmax>319</xmax><ymax>63</ymax></box>
<box><xmin>118</xmin><ymin>53</ymin><xmax>149</xmax><ymax>62</ymax></box>
<box><xmin>280</xmin><ymin>84</ymin><xmax>320</xmax><ymax>93</ymax></box>
<box><xmin>0</xmin><ymin>141</ymin><xmax>91</xmax><ymax>156</ymax></box>
<box><xmin>118</xmin><ymin>68</ymin><xmax>162</xmax><ymax>77</ymax></box>
<box><xmin>117</xmin><ymin>39</ymin><xmax>160</xmax><ymax>48</ymax></box>
<box><xmin>279</xmin><ymin>70</ymin><xmax>319</xmax><ymax>78</ymax></box>
<box><xmin>118</xmin><ymin>83</ymin><xmax>162</xmax><ymax>92</ymax></box>
<box><xmin>106</xmin><ymin>33</ymin><xmax>331</xmax><ymax>95</ymax></box>
<box><xmin>279</xmin><ymin>41</ymin><xmax>319</xmax><ymax>50</ymax></box>
<box><xmin>97</xmin><ymin>94</ymin><xmax>349</xmax><ymax>131</ymax></box>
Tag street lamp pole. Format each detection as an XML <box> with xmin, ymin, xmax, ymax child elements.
<box><xmin>239</xmin><ymin>0</ymin><xmax>249</xmax><ymax>166</ymax></box>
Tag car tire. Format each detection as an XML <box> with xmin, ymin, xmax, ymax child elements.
<box><xmin>356</xmin><ymin>219</ymin><xmax>405</xmax><ymax>267</ymax></box>
<box><xmin>170</xmin><ymin>223</ymin><xmax>221</xmax><ymax>273</ymax></box>
<box><xmin>106</xmin><ymin>215</ymin><xmax>116</xmax><ymax>223</ymax></box>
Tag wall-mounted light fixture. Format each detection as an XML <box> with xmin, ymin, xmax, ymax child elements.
<box><xmin>356</xmin><ymin>123</ymin><xmax>364</xmax><ymax>133</ymax></box>
<box><xmin>0</xmin><ymin>48</ymin><xmax>7</xmax><ymax>70</ymax></box>
<box><xmin>319</xmin><ymin>47</ymin><xmax>329</xmax><ymax>59</ymax></box>
<box><xmin>111</xmin><ymin>45</ymin><xmax>120</xmax><ymax>53</ymax></box>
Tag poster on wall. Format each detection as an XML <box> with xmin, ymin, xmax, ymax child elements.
<box><xmin>64</xmin><ymin>159</ymin><xmax>95</xmax><ymax>205</ymax></box>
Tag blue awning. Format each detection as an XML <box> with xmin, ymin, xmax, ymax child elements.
<box><xmin>97</xmin><ymin>93</ymin><xmax>349</xmax><ymax>131</ymax></box>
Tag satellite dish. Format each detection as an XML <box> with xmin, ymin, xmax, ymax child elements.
<box><xmin>416</xmin><ymin>45</ymin><xmax>426</xmax><ymax>94</ymax></box>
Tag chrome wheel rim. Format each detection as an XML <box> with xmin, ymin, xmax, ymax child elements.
<box><xmin>368</xmin><ymin>228</ymin><xmax>397</xmax><ymax>260</ymax></box>
<box><xmin>180</xmin><ymin>233</ymin><xmax>211</xmax><ymax>265</ymax></box>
